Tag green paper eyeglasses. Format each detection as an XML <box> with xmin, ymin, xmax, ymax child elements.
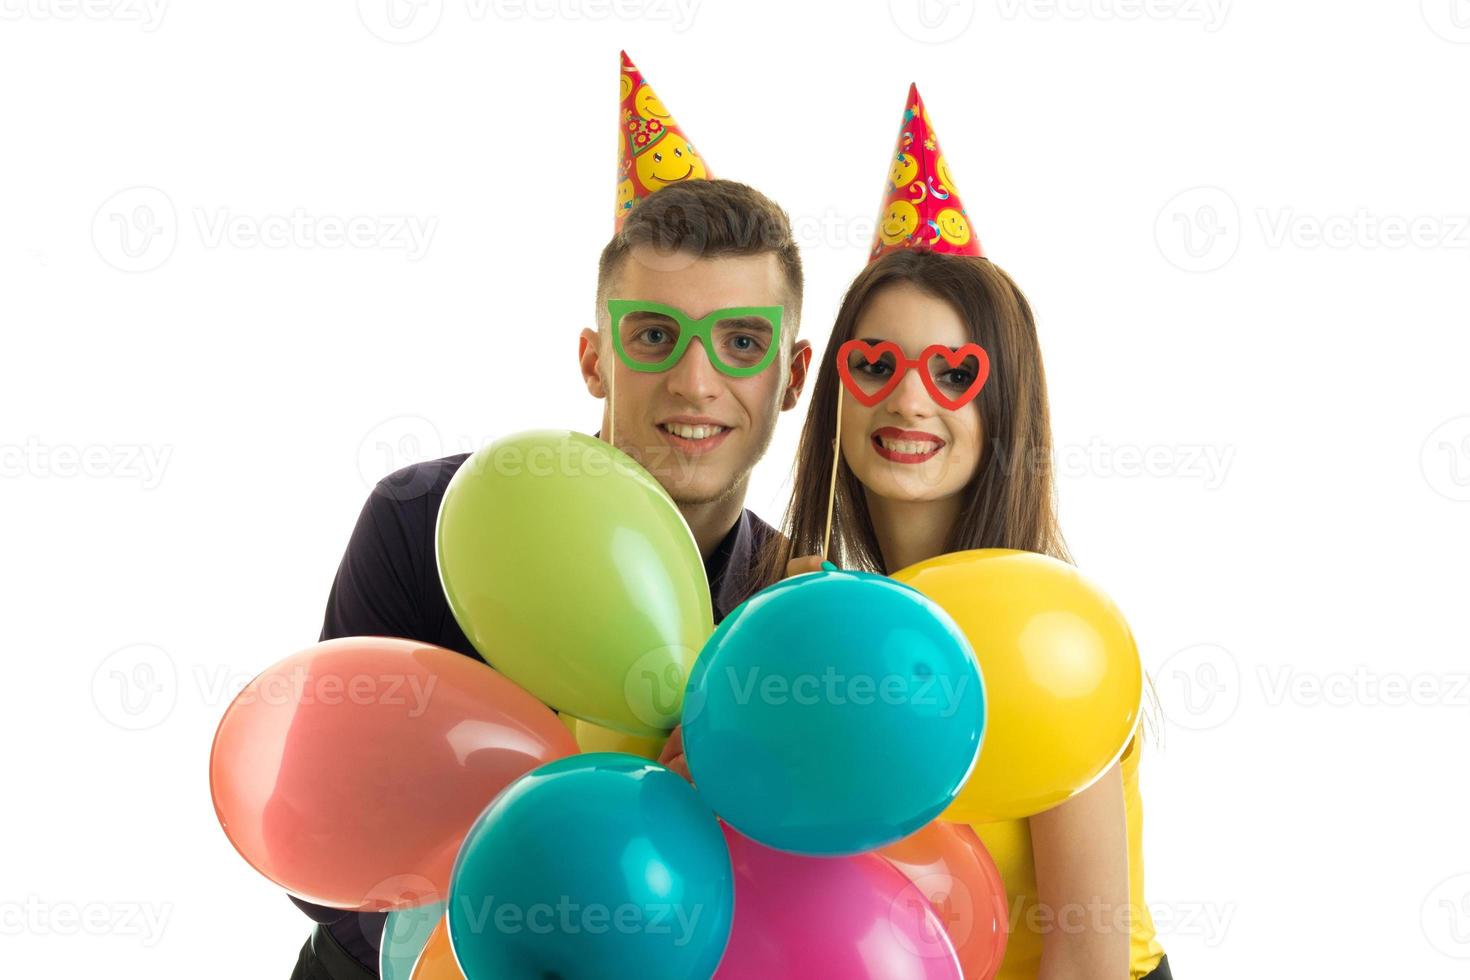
<box><xmin>608</xmin><ymin>299</ymin><xmax>784</xmax><ymax>378</ymax></box>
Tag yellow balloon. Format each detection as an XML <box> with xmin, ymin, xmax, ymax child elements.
<box><xmin>893</xmin><ymin>549</ymin><xmax>1142</xmax><ymax>822</ymax></box>
<box><xmin>558</xmin><ymin>711</ymin><xmax>667</xmax><ymax>761</ymax></box>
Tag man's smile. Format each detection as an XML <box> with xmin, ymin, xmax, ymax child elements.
<box><xmin>657</xmin><ymin>416</ymin><xmax>734</xmax><ymax>456</ymax></box>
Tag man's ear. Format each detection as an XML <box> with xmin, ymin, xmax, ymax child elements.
<box><xmin>578</xmin><ymin>328</ymin><xmax>607</xmax><ymax>399</ymax></box>
<box><xmin>781</xmin><ymin>339</ymin><xmax>813</xmax><ymax>411</ymax></box>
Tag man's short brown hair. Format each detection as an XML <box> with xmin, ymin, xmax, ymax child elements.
<box><xmin>596</xmin><ymin>179</ymin><xmax>804</xmax><ymax>332</ymax></box>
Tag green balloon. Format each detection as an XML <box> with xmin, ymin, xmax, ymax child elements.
<box><xmin>436</xmin><ymin>431</ymin><xmax>712</xmax><ymax>736</ymax></box>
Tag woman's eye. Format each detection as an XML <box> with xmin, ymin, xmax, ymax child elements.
<box><xmin>938</xmin><ymin>368</ymin><xmax>974</xmax><ymax>389</ymax></box>
<box><xmin>858</xmin><ymin>361</ymin><xmax>892</xmax><ymax>377</ymax></box>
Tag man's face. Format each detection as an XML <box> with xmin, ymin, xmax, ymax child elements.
<box><xmin>580</xmin><ymin>246</ymin><xmax>810</xmax><ymax>506</ymax></box>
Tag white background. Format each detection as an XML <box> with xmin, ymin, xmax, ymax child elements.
<box><xmin>3</xmin><ymin>0</ymin><xmax>1469</xmax><ymax>976</ymax></box>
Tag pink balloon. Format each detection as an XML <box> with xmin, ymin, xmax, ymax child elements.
<box><xmin>209</xmin><ymin>637</ymin><xmax>577</xmax><ymax>911</ymax></box>
<box><xmin>715</xmin><ymin>825</ymin><xmax>962</xmax><ymax>980</ymax></box>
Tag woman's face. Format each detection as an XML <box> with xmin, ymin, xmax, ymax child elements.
<box><xmin>838</xmin><ymin>283</ymin><xmax>986</xmax><ymax>503</ymax></box>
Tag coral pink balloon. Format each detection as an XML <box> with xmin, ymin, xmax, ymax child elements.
<box><xmin>715</xmin><ymin>825</ymin><xmax>962</xmax><ymax>980</ymax></box>
<box><xmin>879</xmin><ymin>821</ymin><xmax>1009</xmax><ymax>980</ymax></box>
<box><xmin>210</xmin><ymin>637</ymin><xmax>577</xmax><ymax>911</ymax></box>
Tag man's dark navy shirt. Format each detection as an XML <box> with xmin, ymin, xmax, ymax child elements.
<box><xmin>292</xmin><ymin>452</ymin><xmax>775</xmax><ymax>973</ymax></box>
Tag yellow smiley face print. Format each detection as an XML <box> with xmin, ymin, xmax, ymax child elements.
<box><xmin>935</xmin><ymin>208</ymin><xmax>971</xmax><ymax>246</ymax></box>
<box><xmin>634</xmin><ymin>85</ymin><xmax>670</xmax><ymax>122</ymax></box>
<box><xmin>889</xmin><ymin>152</ymin><xmax>919</xmax><ymax>190</ymax></box>
<box><xmin>880</xmin><ymin>199</ymin><xmax>920</xmax><ymax>246</ymax></box>
<box><xmin>936</xmin><ymin>155</ymin><xmax>957</xmax><ymax>194</ymax></box>
<box><xmin>635</xmin><ymin>137</ymin><xmax>706</xmax><ymax>188</ymax></box>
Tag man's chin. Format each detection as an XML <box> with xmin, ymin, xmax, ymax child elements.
<box><xmin>646</xmin><ymin>464</ymin><xmax>733</xmax><ymax>507</ymax></box>
<box><xmin>615</xmin><ymin>431</ymin><xmax>760</xmax><ymax>509</ymax></box>
<box><xmin>664</xmin><ymin>480</ymin><xmax>737</xmax><ymax>508</ymax></box>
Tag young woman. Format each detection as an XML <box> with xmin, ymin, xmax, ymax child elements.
<box><xmin>759</xmin><ymin>86</ymin><xmax>1171</xmax><ymax>980</ymax></box>
<box><xmin>763</xmin><ymin>246</ymin><xmax>1169</xmax><ymax>980</ymax></box>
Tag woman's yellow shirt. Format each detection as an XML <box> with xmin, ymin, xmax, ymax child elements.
<box><xmin>970</xmin><ymin>734</ymin><xmax>1165</xmax><ymax>979</ymax></box>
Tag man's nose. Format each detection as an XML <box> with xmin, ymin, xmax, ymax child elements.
<box><xmin>664</xmin><ymin>337</ymin><xmax>722</xmax><ymax>402</ymax></box>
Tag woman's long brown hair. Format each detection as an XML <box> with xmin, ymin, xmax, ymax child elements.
<box><xmin>754</xmin><ymin>248</ymin><xmax>1072</xmax><ymax>588</ymax></box>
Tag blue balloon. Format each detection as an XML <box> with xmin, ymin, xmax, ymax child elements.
<box><xmin>379</xmin><ymin>902</ymin><xmax>444</xmax><ymax>980</ymax></box>
<box><xmin>447</xmin><ymin>753</ymin><xmax>733</xmax><ymax>980</ymax></box>
<box><xmin>682</xmin><ymin>566</ymin><xmax>985</xmax><ymax>856</ymax></box>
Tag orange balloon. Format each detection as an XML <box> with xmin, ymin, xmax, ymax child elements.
<box><xmin>210</xmin><ymin>637</ymin><xmax>577</xmax><ymax>911</ymax></box>
<box><xmin>879</xmin><ymin>820</ymin><xmax>1009</xmax><ymax>980</ymax></box>
<box><xmin>410</xmin><ymin>915</ymin><xmax>465</xmax><ymax>980</ymax></box>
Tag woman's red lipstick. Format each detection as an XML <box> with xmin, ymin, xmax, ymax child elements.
<box><xmin>870</xmin><ymin>426</ymin><xmax>945</xmax><ymax>464</ymax></box>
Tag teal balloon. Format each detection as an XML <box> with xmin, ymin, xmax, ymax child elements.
<box><xmin>380</xmin><ymin>902</ymin><xmax>444</xmax><ymax>980</ymax></box>
<box><xmin>447</xmin><ymin>753</ymin><xmax>733</xmax><ymax>980</ymax></box>
<box><xmin>682</xmin><ymin>566</ymin><xmax>985</xmax><ymax>856</ymax></box>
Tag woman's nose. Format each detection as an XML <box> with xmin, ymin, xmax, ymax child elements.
<box><xmin>885</xmin><ymin>366</ymin><xmax>934</xmax><ymax>418</ymax></box>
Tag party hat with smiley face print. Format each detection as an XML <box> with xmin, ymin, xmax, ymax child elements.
<box><xmin>869</xmin><ymin>83</ymin><xmax>984</xmax><ymax>262</ymax></box>
<box><xmin>616</xmin><ymin>51</ymin><xmax>711</xmax><ymax>230</ymax></box>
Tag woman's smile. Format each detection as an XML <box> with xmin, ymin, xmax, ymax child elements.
<box><xmin>870</xmin><ymin>426</ymin><xmax>945</xmax><ymax>463</ymax></box>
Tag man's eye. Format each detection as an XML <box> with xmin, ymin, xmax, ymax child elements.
<box><xmin>637</xmin><ymin>328</ymin><xmax>671</xmax><ymax>345</ymax></box>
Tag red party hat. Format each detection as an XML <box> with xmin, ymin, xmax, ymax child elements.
<box><xmin>869</xmin><ymin>84</ymin><xmax>984</xmax><ymax>262</ymax></box>
<box><xmin>616</xmin><ymin>51</ymin><xmax>711</xmax><ymax>230</ymax></box>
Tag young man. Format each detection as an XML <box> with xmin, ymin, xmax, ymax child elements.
<box><xmin>288</xmin><ymin>178</ymin><xmax>812</xmax><ymax>979</ymax></box>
